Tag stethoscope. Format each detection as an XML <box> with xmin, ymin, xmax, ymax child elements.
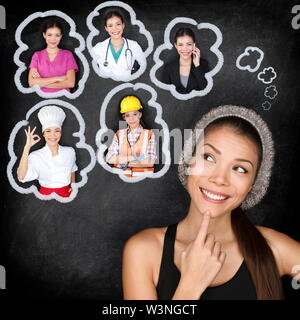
<box><xmin>103</xmin><ymin>37</ymin><xmax>133</xmax><ymax>70</ymax></box>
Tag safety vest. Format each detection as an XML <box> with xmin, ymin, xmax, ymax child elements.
<box><xmin>113</xmin><ymin>128</ymin><xmax>154</xmax><ymax>177</ymax></box>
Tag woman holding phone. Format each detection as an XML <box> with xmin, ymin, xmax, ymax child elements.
<box><xmin>161</xmin><ymin>27</ymin><xmax>209</xmax><ymax>94</ymax></box>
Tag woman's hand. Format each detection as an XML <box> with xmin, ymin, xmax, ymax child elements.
<box><xmin>177</xmin><ymin>211</ymin><xmax>226</xmax><ymax>299</ymax></box>
<box><xmin>24</xmin><ymin>126</ymin><xmax>41</xmax><ymax>149</ymax></box>
<box><xmin>118</xmin><ymin>155</ymin><xmax>129</xmax><ymax>164</ymax></box>
<box><xmin>32</xmin><ymin>70</ymin><xmax>41</xmax><ymax>78</ymax></box>
<box><xmin>192</xmin><ymin>46</ymin><xmax>201</xmax><ymax>67</ymax></box>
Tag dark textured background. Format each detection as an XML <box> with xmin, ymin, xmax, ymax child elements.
<box><xmin>0</xmin><ymin>0</ymin><xmax>299</xmax><ymax>300</ymax></box>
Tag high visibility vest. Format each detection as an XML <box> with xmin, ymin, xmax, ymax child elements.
<box><xmin>113</xmin><ymin>128</ymin><xmax>154</xmax><ymax>177</ymax></box>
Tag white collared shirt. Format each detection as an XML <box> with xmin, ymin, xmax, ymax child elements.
<box><xmin>19</xmin><ymin>144</ymin><xmax>78</xmax><ymax>188</ymax></box>
<box><xmin>92</xmin><ymin>38</ymin><xmax>146</xmax><ymax>81</ymax></box>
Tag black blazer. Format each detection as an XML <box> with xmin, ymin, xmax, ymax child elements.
<box><xmin>161</xmin><ymin>57</ymin><xmax>209</xmax><ymax>94</ymax></box>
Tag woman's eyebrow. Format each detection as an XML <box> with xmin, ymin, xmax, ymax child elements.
<box><xmin>204</xmin><ymin>143</ymin><xmax>221</xmax><ymax>154</ymax></box>
<box><xmin>204</xmin><ymin>143</ymin><xmax>254</xmax><ymax>167</ymax></box>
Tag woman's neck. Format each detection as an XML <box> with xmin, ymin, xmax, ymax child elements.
<box><xmin>110</xmin><ymin>37</ymin><xmax>124</xmax><ymax>48</ymax></box>
<box><xmin>47</xmin><ymin>144</ymin><xmax>59</xmax><ymax>156</ymax></box>
<box><xmin>179</xmin><ymin>202</ymin><xmax>235</xmax><ymax>244</ymax></box>
<box><xmin>129</xmin><ymin>124</ymin><xmax>140</xmax><ymax>132</ymax></box>
<box><xmin>46</xmin><ymin>46</ymin><xmax>59</xmax><ymax>54</ymax></box>
<box><xmin>179</xmin><ymin>56</ymin><xmax>192</xmax><ymax>67</ymax></box>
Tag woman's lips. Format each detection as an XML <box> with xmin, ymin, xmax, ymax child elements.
<box><xmin>200</xmin><ymin>187</ymin><xmax>230</xmax><ymax>203</ymax></box>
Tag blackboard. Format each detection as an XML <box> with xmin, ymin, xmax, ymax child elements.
<box><xmin>1</xmin><ymin>0</ymin><xmax>300</xmax><ymax>304</ymax></box>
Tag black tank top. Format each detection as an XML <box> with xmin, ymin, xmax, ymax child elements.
<box><xmin>156</xmin><ymin>223</ymin><xmax>257</xmax><ymax>300</ymax></box>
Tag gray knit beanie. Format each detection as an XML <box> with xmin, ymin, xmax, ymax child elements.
<box><xmin>178</xmin><ymin>105</ymin><xmax>274</xmax><ymax>210</ymax></box>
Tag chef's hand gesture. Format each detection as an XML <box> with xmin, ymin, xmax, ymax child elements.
<box><xmin>178</xmin><ymin>210</ymin><xmax>226</xmax><ymax>299</ymax></box>
<box><xmin>24</xmin><ymin>126</ymin><xmax>41</xmax><ymax>149</ymax></box>
<box><xmin>192</xmin><ymin>45</ymin><xmax>201</xmax><ymax>67</ymax></box>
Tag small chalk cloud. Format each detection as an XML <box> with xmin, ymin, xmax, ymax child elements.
<box><xmin>262</xmin><ymin>101</ymin><xmax>272</xmax><ymax>111</ymax></box>
<box><xmin>258</xmin><ymin>67</ymin><xmax>277</xmax><ymax>84</ymax></box>
<box><xmin>7</xmin><ymin>99</ymin><xmax>96</xmax><ymax>203</ymax></box>
<box><xmin>95</xmin><ymin>83</ymin><xmax>171</xmax><ymax>183</ymax></box>
<box><xmin>86</xmin><ymin>1</ymin><xmax>154</xmax><ymax>82</ymax></box>
<box><xmin>14</xmin><ymin>10</ymin><xmax>89</xmax><ymax>99</ymax></box>
<box><xmin>264</xmin><ymin>85</ymin><xmax>278</xmax><ymax>100</ymax></box>
<box><xmin>150</xmin><ymin>17</ymin><xmax>223</xmax><ymax>100</ymax></box>
<box><xmin>236</xmin><ymin>46</ymin><xmax>264</xmax><ymax>72</ymax></box>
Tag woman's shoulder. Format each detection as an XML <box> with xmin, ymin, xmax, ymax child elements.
<box><xmin>256</xmin><ymin>225</ymin><xmax>295</xmax><ymax>245</ymax></box>
<box><xmin>60</xmin><ymin>145</ymin><xmax>76</xmax><ymax>154</ymax></box>
<box><xmin>164</xmin><ymin>57</ymin><xmax>179</xmax><ymax>67</ymax></box>
<box><xmin>256</xmin><ymin>225</ymin><xmax>299</xmax><ymax>275</ymax></box>
<box><xmin>31</xmin><ymin>49</ymin><xmax>45</xmax><ymax>57</ymax></box>
<box><xmin>124</xmin><ymin>226</ymin><xmax>168</xmax><ymax>256</ymax></box>
<box><xmin>93</xmin><ymin>38</ymin><xmax>109</xmax><ymax>49</ymax></box>
<box><xmin>60</xmin><ymin>49</ymin><xmax>74</xmax><ymax>56</ymax></box>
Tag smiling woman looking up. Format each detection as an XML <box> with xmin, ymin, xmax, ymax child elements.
<box><xmin>122</xmin><ymin>105</ymin><xmax>300</xmax><ymax>300</ymax></box>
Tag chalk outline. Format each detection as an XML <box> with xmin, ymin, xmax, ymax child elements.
<box><xmin>14</xmin><ymin>10</ymin><xmax>90</xmax><ymax>99</ymax></box>
<box><xmin>258</xmin><ymin>66</ymin><xmax>277</xmax><ymax>84</ymax></box>
<box><xmin>264</xmin><ymin>85</ymin><xmax>278</xmax><ymax>100</ymax></box>
<box><xmin>86</xmin><ymin>1</ymin><xmax>154</xmax><ymax>82</ymax></box>
<box><xmin>149</xmin><ymin>17</ymin><xmax>223</xmax><ymax>100</ymax></box>
<box><xmin>236</xmin><ymin>46</ymin><xmax>264</xmax><ymax>72</ymax></box>
<box><xmin>95</xmin><ymin>83</ymin><xmax>171</xmax><ymax>183</ymax></box>
<box><xmin>262</xmin><ymin>101</ymin><xmax>272</xmax><ymax>111</ymax></box>
<box><xmin>7</xmin><ymin>99</ymin><xmax>96</xmax><ymax>203</ymax></box>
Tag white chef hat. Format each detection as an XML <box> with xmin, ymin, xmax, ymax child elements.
<box><xmin>37</xmin><ymin>105</ymin><xmax>66</xmax><ymax>132</ymax></box>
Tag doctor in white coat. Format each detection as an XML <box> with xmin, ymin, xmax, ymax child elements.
<box><xmin>92</xmin><ymin>9</ymin><xmax>146</xmax><ymax>81</ymax></box>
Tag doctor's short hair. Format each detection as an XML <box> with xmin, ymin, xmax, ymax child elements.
<box><xmin>174</xmin><ymin>27</ymin><xmax>196</xmax><ymax>44</ymax></box>
<box><xmin>42</xmin><ymin>18</ymin><xmax>64</xmax><ymax>35</ymax></box>
<box><xmin>103</xmin><ymin>9</ymin><xmax>125</xmax><ymax>26</ymax></box>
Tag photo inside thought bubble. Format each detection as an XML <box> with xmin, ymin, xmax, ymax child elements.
<box><xmin>95</xmin><ymin>83</ymin><xmax>170</xmax><ymax>183</ymax></box>
<box><xmin>86</xmin><ymin>1</ymin><xmax>153</xmax><ymax>82</ymax></box>
<box><xmin>7</xmin><ymin>100</ymin><xmax>96</xmax><ymax>203</ymax></box>
<box><xmin>14</xmin><ymin>10</ymin><xmax>89</xmax><ymax>99</ymax></box>
<box><xmin>150</xmin><ymin>18</ymin><xmax>223</xmax><ymax>100</ymax></box>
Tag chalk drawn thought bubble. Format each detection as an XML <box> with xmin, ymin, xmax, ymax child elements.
<box><xmin>7</xmin><ymin>99</ymin><xmax>96</xmax><ymax>203</ymax></box>
<box><xmin>264</xmin><ymin>85</ymin><xmax>278</xmax><ymax>100</ymax></box>
<box><xmin>95</xmin><ymin>83</ymin><xmax>171</xmax><ymax>183</ymax></box>
<box><xmin>150</xmin><ymin>17</ymin><xmax>224</xmax><ymax>100</ymax></box>
<box><xmin>258</xmin><ymin>67</ymin><xmax>277</xmax><ymax>84</ymax></box>
<box><xmin>14</xmin><ymin>10</ymin><xmax>89</xmax><ymax>99</ymax></box>
<box><xmin>86</xmin><ymin>1</ymin><xmax>154</xmax><ymax>82</ymax></box>
<box><xmin>236</xmin><ymin>46</ymin><xmax>264</xmax><ymax>72</ymax></box>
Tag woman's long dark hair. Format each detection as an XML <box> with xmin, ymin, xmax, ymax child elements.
<box><xmin>174</xmin><ymin>27</ymin><xmax>196</xmax><ymax>44</ymax></box>
<box><xmin>42</xmin><ymin>18</ymin><xmax>63</xmax><ymax>35</ymax></box>
<box><xmin>103</xmin><ymin>9</ymin><xmax>124</xmax><ymax>26</ymax></box>
<box><xmin>205</xmin><ymin>117</ymin><xmax>283</xmax><ymax>300</ymax></box>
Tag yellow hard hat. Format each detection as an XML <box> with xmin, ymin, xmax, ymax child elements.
<box><xmin>120</xmin><ymin>96</ymin><xmax>143</xmax><ymax>114</ymax></box>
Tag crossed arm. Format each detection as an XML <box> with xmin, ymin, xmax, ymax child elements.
<box><xmin>28</xmin><ymin>68</ymin><xmax>76</xmax><ymax>89</ymax></box>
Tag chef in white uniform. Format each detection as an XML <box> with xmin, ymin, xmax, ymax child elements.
<box><xmin>17</xmin><ymin>105</ymin><xmax>77</xmax><ymax>197</ymax></box>
<box><xmin>92</xmin><ymin>9</ymin><xmax>146</xmax><ymax>81</ymax></box>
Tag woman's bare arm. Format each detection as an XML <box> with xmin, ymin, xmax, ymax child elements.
<box><xmin>45</xmin><ymin>70</ymin><xmax>76</xmax><ymax>89</ymax></box>
<box><xmin>122</xmin><ymin>231</ymin><xmax>159</xmax><ymax>300</ymax></box>
<box><xmin>258</xmin><ymin>226</ymin><xmax>300</xmax><ymax>278</ymax></box>
<box><xmin>28</xmin><ymin>68</ymin><xmax>65</xmax><ymax>87</ymax></box>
